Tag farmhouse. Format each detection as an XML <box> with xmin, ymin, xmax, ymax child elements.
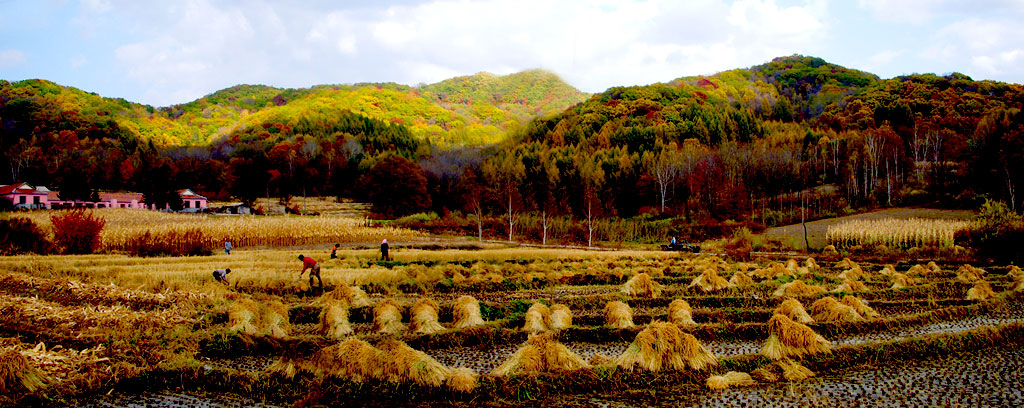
<box><xmin>0</xmin><ymin>182</ymin><xmax>208</xmax><ymax>211</ymax></box>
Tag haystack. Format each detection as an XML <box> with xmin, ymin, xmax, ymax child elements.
<box><xmin>729</xmin><ymin>271</ymin><xmax>754</xmax><ymax>288</ymax></box>
<box><xmin>804</xmin><ymin>257</ymin><xmax>820</xmax><ymax>271</ymax></box>
<box><xmin>785</xmin><ymin>259</ymin><xmax>799</xmax><ymax>273</ymax></box>
<box><xmin>262</xmin><ymin>301</ymin><xmax>291</xmax><ymax>338</ymax></box>
<box><xmin>377</xmin><ymin>339</ymin><xmax>452</xmax><ymax>387</ymax></box>
<box><xmin>668</xmin><ymin>299</ymin><xmax>697</xmax><ymax>328</ymax></box>
<box><xmin>878</xmin><ymin>264</ymin><xmax>897</xmax><ymax>276</ymax></box>
<box><xmin>1007</xmin><ymin>265</ymin><xmax>1023</xmax><ymax>281</ymax></box>
<box><xmin>840</xmin><ymin>296</ymin><xmax>878</xmax><ymax>318</ymax></box>
<box><xmin>774</xmin><ymin>298</ymin><xmax>813</xmax><ymax>324</ymax></box>
<box><xmin>622</xmin><ymin>272</ymin><xmax>662</xmax><ymax>298</ymax></box>
<box><xmin>550</xmin><ymin>304</ymin><xmax>572</xmax><ymax>330</ymax></box>
<box><xmin>832</xmin><ymin>279</ymin><xmax>868</xmax><ymax>293</ymax></box>
<box><xmin>772</xmin><ymin>280</ymin><xmax>826</xmax><ymax>298</ymax></box>
<box><xmin>0</xmin><ymin>350</ymin><xmax>46</xmax><ymax>394</ymax></box>
<box><xmin>1013</xmin><ymin>278</ymin><xmax>1024</xmax><ymax>292</ymax></box>
<box><xmin>491</xmin><ymin>332</ymin><xmax>590</xmax><ymax>376</ymax></box>
<box><xmin>890</xmin><ymin>272</ymin><xmax>915</xmax><ymax>289</ymax></box>
<box><xmin>927</xmin><ymin>261</ymin><xmax>942</xmax><ymax>273</ymax></box>
<box><xmin>615</xmin><ymin>321</ymin><xmax>717</xmax><ymax>372</ymax></box>
<box><xmin>809</xmin><ymin>297</ymin><xmax>863</xmax><ymax>322</ymax></box>
<box><xmin>837</xmin><ymin>266</ymin><xmax>867</xmax><ymax>281</ymax></box>
<box><xmin>411</xmin><ymin>298</ymin><xmax>446</xmax><ymax>335</ymax></box>
<box><xmin>777</xmin><ymin>358</ymin><xmax>815</xmax><ymax>381</ymax></box>
<box><xmin>754</xmin><ymin>263</ymin><xmax>794</xmax><ymax>280</ymax></box>
<box><xmin>373</xmin><ymin>298</ymin><xmax>406</xmax><ymax>335</ymax></box>
<box><xmin>451</xmin><ymin>295</ymin><xmax>485</xmax><ymax>329</ymax></box>
<box><xmin>317</xmin><ymin>299</ymin><xmax>353</xmax><ymax>338</ymax></box>
<box><xmin>761</xmin><ymin>314</ymin><xmax>831</xmax><ymax>360</ymax></box>
<box><xmin>706</xmin><ymin>371</ymin><xmax>755</xmax><ymax>390</ymax></box>
<box><xmin>966</xmin><ymin>281</ymin><xmax>996</xmax><ymax>301</ymax></box>
<box><xmin>323</xmin><ymin>284</ymin><xmax>371</xmax><ymax>308</ymax></box>
<box><xmin>822</xmin><ymin>244</ymin><xmax>838</xmax><ymax>254</ymax></box>
<box><xmin>523</xmin><ymin>302</ymin><xmax>552</xmax><ymax>333</ymax></box>
<box><xmin>957</xmin><ymin>265</ymin><xmax>985</xmax><ymax>283</ymax></box>
<box><xmin>227</xmin><ymin>298</ymin><xmax>260</xmax><ymax>335</ymax></box>
<box><xmin>906</xmin><ymin>264</ymin><xmax>927</xmax><ymax>275</ymax></box>
<box><xmin>304</xmin><ymin>337</ymin><xmax>382</xmax><ymax>382</ymax></box>
<box><xmin>689</xmin><ymin>269</ymin><xmax>731</xmax><ymax>292</ymax></box>
<box><xmin>604</xmin><ymin>301</ymin><xmax>635</xmax><ymax>329</ymax></box>
<box><xmin>446</xmin><ymin>367</ymin><xmax>478</xmax><ymax>393</ymax></box>
<box><xmin>589</xmin><ymin>354</ymin><xmax>614</xmax><ymax>366</ymax></box>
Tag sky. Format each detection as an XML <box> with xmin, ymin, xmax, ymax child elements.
<box><xmin>1</xmin><ymin>0</ymin><xmax>1023</xmax><ymax>107</ymax></box>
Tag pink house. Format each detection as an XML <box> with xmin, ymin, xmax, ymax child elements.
<box><xmin>177</xmin><ymin>189</ymin><xmax>209</xmax><ymax>212</ymax></box>
<box><xmin>1</xmin><ymin>182</ymin><xmax>208</xmax><ymax>211</ymax></box>
<box><xmin>0</xmin><ymin>182</ymin><xmax>49</xmax><ymax>209</ymax></box>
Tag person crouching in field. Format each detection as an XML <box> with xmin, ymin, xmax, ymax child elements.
<box><xmin>331</xmin><ymin>243</ymin><xmax>340</xmax><ymax>259</ymax></box>
<box><xmin>213</xmin><ymin>268</ymin><xmax>231</xmax><ymax>286</ymax></box>
<box><xmin>298</xmin><ymin>255</ymin><xmax>323</xmax><ymax>293</ymax></box>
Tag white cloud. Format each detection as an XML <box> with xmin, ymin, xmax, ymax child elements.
<box><xmin>0</xmin><ymin>49</ymin><xmax>27</xmax><ymax>68</ymax></box>
<box><xmin>925</xmin><ymin>17</ymin><xmax>1024</xmax><ymax>77</ymax></box>
<box><xmin>71</xmin><ymin>55</ymin><xmax>87</xmax><ymax>68</ymax></box>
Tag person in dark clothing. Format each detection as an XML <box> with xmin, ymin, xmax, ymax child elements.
<box><xmin>380</xmin><ymin>239</ymin><xmax>390</xmax><ymax>261</ymax></box>
<box><xmin>212</xmin><ymin>268</ymin><xmax>231</xmax><ymax>286</ymax></box>
<box><xmin>331</xmin><ymin>243</ymin><xmax>340</xmax><ymax>259</ymax></box>
<box><xmin>298</xmin><ymin>255</ymin><xmax>323</xmax><ymax>292</ymax></box>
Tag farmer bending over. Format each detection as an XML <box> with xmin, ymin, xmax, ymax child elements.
<box><xmin>213</xmin><ymin>268</ymin><xmax>231</xmax><ymax>286</ymax></box>
<box><xmin>331</xmin><ymin>243</ymin><xmax>340</xmax><ymax>259</ymax></box>
<box><xmin>298</xmin><ymin>254</ymin><xmax>323</xmax><ymax>292</ymax></box>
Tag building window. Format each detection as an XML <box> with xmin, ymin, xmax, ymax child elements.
<box><xmin>33</xmin><ymin>196</ymin><xmax>40</xmax><ymax>204</ymax></box>
<box><xmin>19</xmin><ymin>196</ymin><xmax>26</xmax><ymax>204</ymax></box>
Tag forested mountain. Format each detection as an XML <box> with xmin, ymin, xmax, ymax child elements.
<box><xmin>3</xmin><ymin>55</ymin><xmax>1024</xmax><ymax>242</ymax></box>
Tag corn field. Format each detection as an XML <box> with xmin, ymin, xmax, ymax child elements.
<box><xmin>20</xmin><ymin>209</ymin><xmax>424</xmax><ymax>251</ymax></box>
<box><xmin>825</xmin><ymin>218</ymin><xmax>975</xmax><ymax>249</ymax></box>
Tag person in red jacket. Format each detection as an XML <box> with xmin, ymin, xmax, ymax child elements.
<box><xmin>297</xmin><ymin>254</ymin><xmax>322</xmax><ymax>292</ymax></box>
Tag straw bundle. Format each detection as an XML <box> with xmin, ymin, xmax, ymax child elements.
<box><xmin>0</xmin><ymin>350</ymin><xmax>46</xmax><ymax>394</ymax></box>
<box><xmin>604</xmin><ymin>301</ymin><xmax>635</xmax><ymax>329</ymax></box>
<box><xmin>689</xmin><ymin>270</ymin><xmax>731</xmax><ymax>292</ymax></box>
<box><xmin>777</xmin><ymin>358</ymin><xmax>815</xmax><ymax>381</ymax></box>
<box><xmin>878</xmin><ymin>264</ymin><xmax>897</xmax><ymax>276</ymax></box>
<box><xmin>304</xmin><ymin>337</ymin><xmax>382</xmax><ymax>382</ymax></box>
<box><xmin>966</xmin><ymin>281</ymin><xmax>996</xmax><ymax>301</ymax></box>
<box><xmin>446</xmin><ymin>367</ymin><xmax>478</xmax><ymax>393</ymax></box>
<box><xmin>615</xmin><ymin>321</ymin><xmax>717</xmax><ymax>372</ymax></box>
<box><xmin>729</xmin><ymin>271</ymin><xmax>754</xmax><ymax>288</ymax></box>
<box><xmin>836</xmin><ymin>258</ymin><xmax>857</xmax><ymax>269</ymax></box>
<box><xmin>550</xmin><ymin>304</ymin><xmax>572</xmax><ymax>330</ymax></box>
<box><xmin>317</xmin><ymin>299</ymin><xmax>353</xmax><ymax>338</ymax></box>
<box><xmin>227</xmin><ymin>298</ymin><xmax>260</xmax><ymax>335</ymax></box>
<box><xmin>262</xmin><ymin>301</ymin><xmax>291</xmax><ymax>338</ymax></box>
<box><xmin>1013</xmin><ymin>277</ymin><xmax>1024</xmax><ymax>292</ymax></box>
<box><xmin>491</xmin><ymin>332</ymin><xmax>590</xmax><ymax>376</ymax></box>
<box><xmin>840</xmin><ymin>296</ymin><xmax>878</xmax><ymax>318</ymax></box>
<box><xmin>589</xmin><ymin>354</ymin><xmax>614</xmax><ymax>366</ymax></box>
<box><xmin>837</xmin><ymin>266</ymin><xmax>867</xmax><ymax>281</ymax></box>
<box><xmin>809</xmin><ymin>297</ymin><xmax>863</xmax><ymax>322</ymax></box>
<box><xmin>523</xmin><ymin>302</ymin><xmax>552</xmax><ymax>333</ymax></box>
<box><xmin>832</xmin><ymin>279</ymin><xmax>868</xmax><ymax>293</ymax></box>
<box><xmin>1007</xmin><ymin>265</ymin><xmax>1023</xmax><ymax>281</ymax></box>
<box><xmin>622</xmin><ymin>272</ymin><xmax>662</xmax><ymax>298</ymax></box>
<box><xmin>706</xmin><ymin>371</ymin><xmax>755</xmax><ymax>389</ymax></box>
<box><xmin>751</xmin><ymin>364</ymin><xmax>780</xmax><ymax>383</ymax></box>
<box><xmin>785</xmin><ymin>259</ymin><xmax>799</xmax><ymax>273</ymax></box>
<box><xmin>772</xmin><ymin>280</ymin><xmax>826</xmax><ymax>298</ymax></box>
<box><xmin>761</xmin><ymin>314</ymin><xmax>831</xmax><ymax>360</ymax></box>
<box><xmin>906</xmin><ymin>264</ymin><xmax>928</xmax><ymax>275</ymax></box>
<box><xmin>755</xmin><ymin>263</ymin><xmax>794</xmax><ymax>280</ymax></box>
<box><xmin>668</xmin><ymin>299</ymin><xmax>697</xmax><ymax>328</ymax></box>
<box><xmin>804</xmin><ymin>257</ymin><xmax>820</xmax><ymax>271</ymax></box>
<box><xmin>956</xmin><ymin>265</ymin><xmax>985</xmax><ymax>283</ymax></box>
<box><xmin>377</xmin><ymin>339</ymin><xmax>451</xmax><ymax>387</ymax></box>
<box><xmin>927</xmin><ymin>261</ymin><xmax>942</xmax><ymax>273</ymax></box>
<box><xmin>373</xmin><ymin>298</ymin><xmax>406</xmax><ymax>335</ymax></box>
<box><xmin>774</xmin><ymin>298</ymin><xmax>813</xmax><ymax>324</ymax></box>
<box><xmin>891</xmin><ymin>272</ymin><xmax>916</xmax><ymax>289</ymax></box>
<box><xmin>411</xmin><ymin>298</ymin><xmax>446</xmax><ymax>335</ymax></box>
<box><xmin>451</xmin><ymin>295</ymin><xmax>485</xmax><ymax>329</ymax></box>
<box><xmin>323</xmin><ymin>285</ymin><xmax>371</xmax><ymax>308</ymax></box>
<box><xmin>822</xmin><ymin>244</ymin><xmax>838</xmax><ymax>254</ymax></box>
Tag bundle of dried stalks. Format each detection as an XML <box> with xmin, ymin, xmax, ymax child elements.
<box><xmin>837</xmin><ymin>266</ymin><xmax>867</xmax><ymax>281</ymax></box>
<box><xmin>377</xmin><ymin>339</ymin><xmax>451</xmax><ymax>387</ymax></box>
<box><xmin>689</xmin><ymin>270</ymin><xmax>731</xmax><ymax>292</ymax></box>
<box><xmin>840</xmin><ymin>296</ymin><xmax>878</xmax><ymax>318</ymax></box>
<box><xmin>491</xmin><ymin>332</ymin><xmax>590</xmax><ymax>376</ymax></box>
<box><xmin>0</xmin><ymin>350</ymin><xmax>46</xmax><ymax>394</ymax></box>
<box><xmin>756</xmin><ymin>263</ymin><xmax>795</xmax><ymax>280</ymax></box>
<box><xmin>322</xmin><ymin>285</ymin><xmax>371</xmax><ymax>308</ymax></box>
<box><xmin>227</xmin><ymin>298</ymin><xmax>260</xmax><ymax>335</ymax></box>
<box><xmin>1007</xmin><ymin>265</ymin><xmax>1023</xmax><ymax>281</ymax></box>
<box><xmin>589</xmin><ymin>354</ymin><xmax>614</xmax><ymax>366</ymax></box>
<box><xmin>785</xmin><ymin>259</ymin><xmax>799</xmax><ymax>273</ymax></box>
<box><xmin>927</xmin><ymin>261</ymin><xmax>943</xmax><ymax>273</ymax></box>
<box><xmin>622</xmin><ymin>272</ymin><xmax>662</xmax><ymax>298</ymax></box>
<box><xmin>832</xmin><ymin>279</ymin><xmax>868</xmax><ymax>293</ymax></box>
<box><xmin>262</xmin><ymin>301</ymin><xmax>291</xmax><ymax>338</ymax></box>
<box><xmin>451</xmin><ymin>295</ymin><xmax>485</xmax><ymax>329</ymax></box>
<box><xmin>890</xmin><ymin>272</ymin><xmax>916</xmax><ymax>289</ymax></box>
<box><xmin>778</xmin><ymin>358</ymin><xmax>815</xmax><ymax>381</ymax></box>
<box><xmin>706</xmin><ymin>371</ymin><xmax>755</xmax><ymax>389</ymax></box>
<box><xmin>523</xmin><ymin>302</ymin><xmax>552</xmax><ymax>333</ymax></box>
<box><xmin>1013</xmin><ymin>277</ymin><xmax>1024</xmax><ymax>292</ymax></box>
<box><xmin>957</xmin><ymin>265</ymin><xmax>985</xmax><ymax>283</ymax></box>
<box><xmin>809</xmin><ymin>297</ymin><xmax>863</xmax><ymax>322</ymax></box>
<box><xmin>751</xmin><ymin>364</ymin><xmax>780</xmax><ymax>383</ymax></box>
<box><xmin>411</xmin><ymin>298</ymin><xmax>446</xmax><ymax>335</ymax></box>
<box><xmin>373</xmin><ymin>298</ymin><xmax>406</xmax><ymax>335</ymax></box>
<box><xmin>822</xmin><ymin>244</ymin><xmax>838</xmax><ymax>254</ymax></box>
<box><xmin>804</xmin><ymin>257</ymin><xmax>820</xmax><ymax>271</ymax></box>
<box><xmin>446</xmin><ymin>367</ymin><xmax>478</xmax><ymax>393</ymax></box>
<box><xmin>966</xmin><ymin>281</ymin><xmax>996</xmax><ymax>301</ymax></box>
<box><xmin>878</xmin><ymin>264</ymin><xmax>897</xmax><ymax>276</ymax></box>
<box><xmin>317</xmin><ymin>299</ymin><xmax>353</xmax><ymax>338</ymax></box>
<box><xmin>836</xmin><ymin>258</ymin><xmax>858</xmax><ymax>269</ymax></box>
<box><xmin>774</xmin><ymin>298</ymin><xmax>813</xmax><ymax>324</ymax></box>
<box><xmin>550</xmin><ymin>304</ymin><xmax>572</xmax><ymax>330</ymax></box>
<box><xmin>668</xmin><ymin>299</ymin><xmax>697</xmax><ymax>328</ymax></box>
<box><xmin>761</xmin><ymin>314</ymin><xmax>831</xmax><ymax>360</ymax></box>
<box><xmin>772</xmin><ymin>280</ymin><xmax>826</xmax><ymax>298</ymax></box>
<box><xmin>729</xmin><ymin>271</ymin><xmax>754</xmax><ymax>288</ymax></box>
<box><xmin>304</xmin><ymin>337</ymin><xmax>382</xmax><ymax>381</ymax></box>
<box><xmin>604</xmin><ymin>301</ymin><xmax>635</xmax><ymax>329</ymax></box>
<box><xmin>615</xmin><ymin>321</ymin><xmax>717</xmax><ymax>372</ymax></box>
<box><xmin>906</xmin><ymin>264</ymin><xmax>928</xmax><ymax>275</ymax></box>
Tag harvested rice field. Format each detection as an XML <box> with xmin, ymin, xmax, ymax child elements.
<box><xmin>2</xmin><ymin>244</ymin><xmax>1024</xmax><ymax>408</ymax></box>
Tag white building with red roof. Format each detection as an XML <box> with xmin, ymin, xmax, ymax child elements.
<box><xmin>0</xmin><ymin>182</ymin><xmax>207</xmax><ymax>211</ymax></box>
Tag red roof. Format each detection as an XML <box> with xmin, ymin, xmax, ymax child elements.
<box><xmin>0</xmin><ymin>183</ymin><xmax>27</xmax><ymax>195</ymax></box>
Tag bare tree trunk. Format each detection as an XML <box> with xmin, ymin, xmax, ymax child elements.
<box><xmin>587</xmin><ymin>199</ymin><xmax>594</xmax><ymax>247</ymax></box>
<box><xmin>541</xmin><ymin>210</ymin><xmax>548</xmax><ymax>245</ymax></box>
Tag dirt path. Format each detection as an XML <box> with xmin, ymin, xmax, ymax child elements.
<box><xmin>763</xmin><ymin>208</ymin><xmax>974</xmax><ymax>250</ymax></box>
